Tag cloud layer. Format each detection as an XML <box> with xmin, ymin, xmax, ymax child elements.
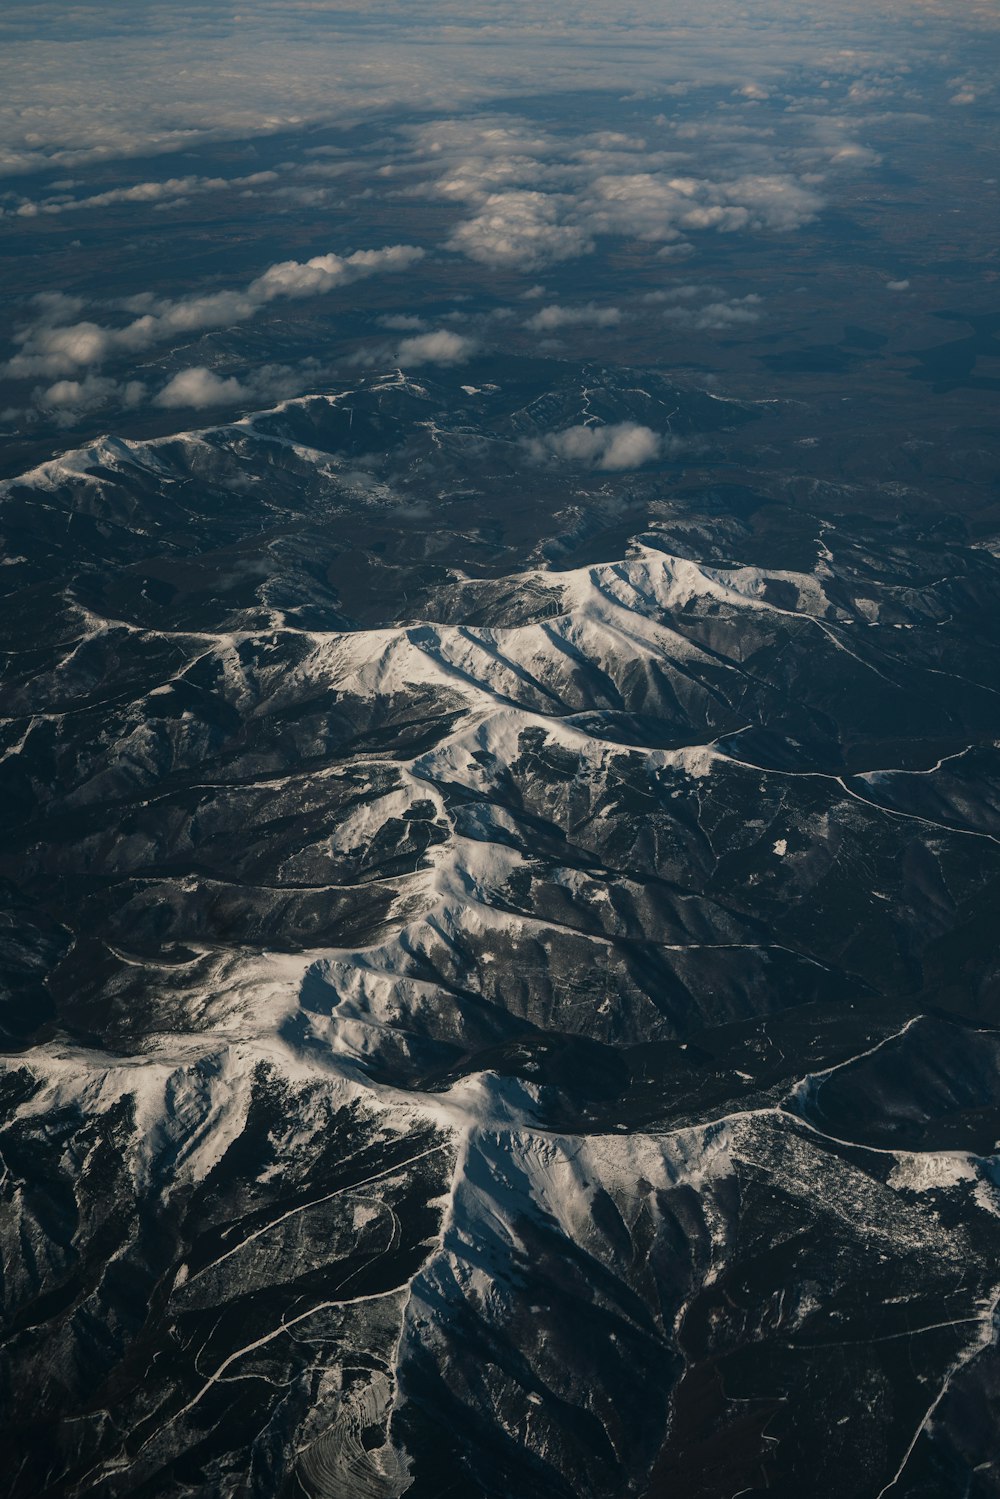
<box><xmin>3</xmin><ymin>0</ymin><xmax>994</xmax><ymax>435</ymax></box>
<box><xmin>404</xmin><ymin>111</ymin><xmax>848</xmax><ymax>273</ymax></box>
<box><xmin>0</xmin><ymin>0</ymin><xmax>992</xmax><ymax>178</ymax></box>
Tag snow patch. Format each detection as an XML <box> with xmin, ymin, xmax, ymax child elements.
<box><xmin>889</xmin><ymin>1153</ymin><xmax>977</xmax><ymax>1193</ymax></box>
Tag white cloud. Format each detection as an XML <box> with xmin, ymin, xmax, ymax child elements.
<box><xmin>447</xmin><ymin>191</ymin><xmax>591</xmax><ymax>270</ymax></box>
<box><xmin>526</xmin><ymin>302</ymin><xmax>622</xmax><ymax>332</ymax></box>
<box><xmin>688</xmin><ymin>173</ymin><xmax>822</xmax><ymax>232</ymax></box>
<box><xmin>644</xmin><ymin>284</ymin><xmax>703</xmax><ymax>302</ymax></box>
<box><xmin>4</xmin><ymin>171</ymin><xmax>278</xmax><ymax>219</ymax></box>
<box><xmin>156</xmin><ymin>360</ymin><xmax>316</xmax><ymax>411</ymax></box>
<box><xmin>155</xmin><ymin>368</ymin><xmax>250</xmax><ymax>409</ymax></box>
<box><xmin>0</xmin><ymin>0</ymin><xmax>990</xmax><ymax>182</ymax></box>
<box><xmin>662</xmin><ymin>292</ymin><xmax>762</xmax><ymax>330</ymax></box>
<box><xmin>886</xmin><ymin>278</ymin><xmax>910</xmax><ymax>291</ymax></box>
<box><xmin>32</xmin><ymin>373</ymin><xmax>147</xmax><ymax>425</ymax></box>
<box><xmin>409</xmin><ymin>101</ymin><xmax>837</xmax><ymax>283</ymax></box>
<box><xmin>377</xmin><ymin>313</ymin><xmax>430</xmax><ymax>331</ymax></box>
<box><xmin>944</xmin><ymin>67</ymin><xmax>995</xmax><ymax>106</ymax></box>
<box><xmin>441</xmin><ymin>162</ymin><xmax>822</xmax><ymax>274</ymax></box>
<box><xmin>24</xmin><ymin>357</ymin><xmax>316</xmax><ymax>421</ymax></box>
<box><xmin>248</xmin><ymin>244</ymin><xmax>423</xmax><ymax>301</ymax></box>
<box><xmin>575</xmin><ymin>173</ymin><xmax>696</xmax><ymax>241</ymax></box>
<box><xmin>529</xmin><ymin>421</ymin><xmax>664</xmax><ymax>471</ymax></box>
<box><xmin>394</xmin><ymin>330</ymin><xmax>477</xmax><ymax>366</ymax></box>
<box><xmin>5</xmin><ymin>244</ymin><xmax>425</xmax><ymax>378</ymax></box>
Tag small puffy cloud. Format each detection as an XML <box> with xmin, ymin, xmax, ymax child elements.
<box><xmin>529</xmin><ymin>421</ymin><xmax>663</xmax><ymax>471</ymax></box>
<box><xmin>33</xmin><ymin>373</ymin><xmax>147</xmax><ymax>424</ymax></box>
<box><xmin>946</xmin><ymin>71</ymin><xmax>994</xmax><ymax>106</ymax></box>
<box><xmin>644</xmin><ymin>284</ymin><xmax>702</xmax><ymax>303</ymax></box>
<box><xmin>526</xmin><ymin>301</ymin><xmax>621</xmax><ymax>332</ymax></box>
<box><xmin>27</xmin><ymin>291</ymin><xmax>87</xmax><ymax>323</ymax></box>
<box><xmin>662</xmin><ymin>292</ymin><xmax>762</xmax><ymax>330</ymax></box>
<box><xmin>155</xmin><ymin>367</ymin><xmax>250</xmax><ymax>408</ymax></box>
<box><xmin>583</xmin><ymin>131</ymin><xmax>649</xmax><ymax>153</ymax></box>
<box><xmin>947</xmin><ymin>75</ymin><xmax>983</xmax><ymax>106</ymax></box>
<box><xmin>14</xmin><ymin>320</ymin><xmax>116</xmax><ymax>375</ymax></box>
<box><xmin>448</xmin><ymin>191</ymin><xmax>591</xmax><ymax>270</ymax></box>
<box><xmin>886</xmin><ymin>279</ymin><xmax>910</xmax><ymax>291</ymax></box>
<box><xmin>377</xmin><ymin>313</ymin><xmax>429</xmax><ymax>331</ymax></box>
<box><xmin>249</xmin><ymin>244</ymin><xmax>424</xmax><ymax>302</ymax></box>
<box><xmin>708</xmin><ymin>173</ymin><xmax>822</xmax><ymax>231</ymax></box>
<box><xmin>825</xmin><ymin>142</ymin><xmax>881</xmax><ymax>168</ymax></box>
<box><xmin>43</xmin><ymin>374</ymin><xmax>146</xmax><ymax>407</ymax></box>
<box><xmin>394</xmin><ymin>330</ymin><xmax>477</xmax><ymax>366</ymax></box>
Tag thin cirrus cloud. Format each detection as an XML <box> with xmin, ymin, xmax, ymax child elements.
<box><xmin>5</xmin><ymin>245</ymin><xmax>425</xmax><ymax>379</ymax></box>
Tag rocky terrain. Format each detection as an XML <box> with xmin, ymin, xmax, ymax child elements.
<box><xmin>2</xmin><ymin>366</ymin><xmax>1000</xmax><ymax>1497</ymax></box>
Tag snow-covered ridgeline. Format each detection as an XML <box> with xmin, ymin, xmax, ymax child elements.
<box><xmin>5</xmin><ymin>393</ymin><xmax>1000</xmax><ymax>1494</ymax></box>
